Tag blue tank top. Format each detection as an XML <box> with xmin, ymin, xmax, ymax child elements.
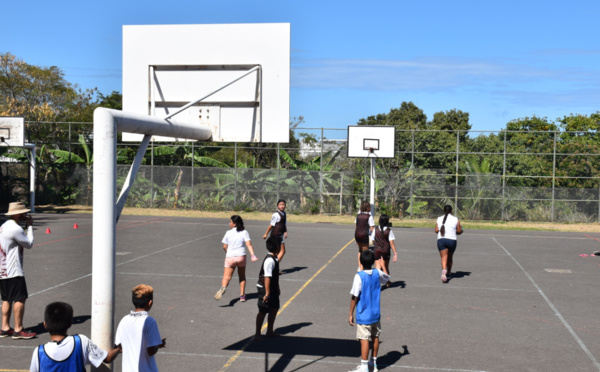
<box><xmin>356</xmin><ymin>270</ymin><xmax>382</xmax><ymax>325</ymax></box>
<box><xmin>38</xmin><ymin>334</ymin><xmax>85</xmax><ymax>372</ymax></box>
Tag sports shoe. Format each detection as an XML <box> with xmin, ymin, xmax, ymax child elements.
<box><xmin>368</xmin><ymin>360</ymin><xmax>379</xmax><ymax>372</ymax></box>
<box><xmin>12</xmin><ymin>330</ymin><xmax>36</xmax><ymax>339</ymax></box>
<box><xmin>240</xmin><ymin>295</ymin><xmax>246</xmax><ymax>302</ymax></box>
<box><xmin>348</xmin><ymin>365</ymin><xmax>368</xmax><ymax>372</ymax></box>
<box><xmin>214</xmin><ymin>287</ymin><xmax>227</xmax><ymax>300</ymax></box>
<box><xmin>441</xmin><ymin>269</ymin><xmax>448</xmax><ymax>283</ymax></box>
<box><xmin>0</xmin><ymin>328</ymin><xmax>13</xmax><ymax>338</ymax></box>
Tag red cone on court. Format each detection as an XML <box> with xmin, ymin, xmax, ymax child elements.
<box><xmin>73</xmin><ymin>223</ymin><xmax>79</xmax><ymax>229</ymax></box>
<box><xmin>45</xmin><ymin>228</ymin><xmax>51</xmax><ymax>234</ymax></box>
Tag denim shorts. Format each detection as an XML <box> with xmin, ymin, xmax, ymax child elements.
<box><xmin>437</xmin><ymin>238</ymin><xmax>457</xmax><ymax>252</ymax></box>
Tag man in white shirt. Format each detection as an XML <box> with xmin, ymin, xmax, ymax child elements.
<box><xmin>0</xmin><ymin>202</ymin><xmax>36</xmax><ymax>340</ymax></box>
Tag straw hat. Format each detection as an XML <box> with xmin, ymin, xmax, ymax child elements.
<box><xmin>5</xmin><ymin>202</ymin><xmax>31</xmax><ymax>216</ymax></box>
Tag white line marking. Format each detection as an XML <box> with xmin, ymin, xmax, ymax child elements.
<box><xmin>29</xmin><ymin>232</ymin><xmax>221</xmax><ymax>297</ymax></box>
<box><xmin>492</xmin><ymin>237</ymin><xmax>600</xmax><ymax>371</ymax></box>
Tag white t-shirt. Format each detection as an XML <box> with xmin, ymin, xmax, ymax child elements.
<box><xmin>115</xmin><ymin>311</ymin><xmax>163</xmax><ymax>372</ymax></box>
<box><xmin>221</xmin><ymin>228</ymin><xmax>251</xmax><ymax>258</ymax></box>
<box><xmin>257</xmin><ymin>254</ymin><xmax>277</xmax><ymax>288</ymax></box>
<box><xmin>0</xmin><ymin>219</ymin><xmax>34</xmax><ymax>279</ymax></box>
<box><xmin>437</xmin><ymin>214</ymin><xmax>459</xmax><ymax>240</ymax></box>
<box><xmin>29</xmin><ymin>334</ymin><xmax>108</xmax><ymax>371</ymax></box>
<box><xmin>350</xmin><ymin>269</ymin><xmax>390</xmax><ymax>297</ymax></box>
<box><xmin>269</xmin><ymin>212</ymin><xmax>285</xmax><ymax>227</ymax></box>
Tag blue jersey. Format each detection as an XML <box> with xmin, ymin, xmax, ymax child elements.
<box><xmin>356</xmin><ymin>269</ymin><xmax>382</xmax><ymax>324</ymax></box>
<box><xmin>38</xmin><ymin>334</ymin><xmax>85</xmax><ymax>372</ymax></box>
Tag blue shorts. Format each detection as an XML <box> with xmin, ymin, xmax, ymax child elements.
<box><xmin>437</xmin><ymin>238</ymin><xmax>457</xmax><ymax>252</ymax></box>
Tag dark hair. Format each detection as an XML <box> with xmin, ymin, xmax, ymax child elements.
<box><xmin>266</xmin><ymin>236</ymin><xmax>280</xmax><ymax>254</ymax></box>
<box><xmin>360</xmin><ymin>249</ymin><xmax>375</xmax><ymax>269</ymax></box>
<box><xmin>277</xmin><ymin>199</ymin><xmax>286</xmax><ymax>205</ymax></box>
<box><xmin>131</xmin><ymin>284</ymin><xmax>154</xmax><ymax>309</ymax></box>
<box><xmin>379</xmin><ymin>214</ymin><xmax>389</xmax><ymax>229</ymax></box>
<box><xmin>230</xmin><ymin>215</ymin><xmax>245</xmax><ymax>232</ymax></box>
<box><xmin>44</xmin><ymin>302</ymin><xmax>73</xmax><ymax>335</ymax></box>
<box><xmin>440</xmin><ymin>205</ymin><xmax>452</xmax><ymax>236</ymax></box>
<box><xmin>359</xmin><ymin>200</ymin><xmax>370</xmax><ymax>213</ymax></box>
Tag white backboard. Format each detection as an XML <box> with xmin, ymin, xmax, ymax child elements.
<box><xmin>347</xmin><ymin>125</ymin><xmax>395</xmax><ymax>158</ymax></box>
<box><xmin>0</xmin><ymin>117</ymin><xmax>25</xmax><ymax>147</ymax></box>
<box><xmin>122</xmin><ymin>23</ymin><xmax>290</xmax><ymax>143</ymax></box>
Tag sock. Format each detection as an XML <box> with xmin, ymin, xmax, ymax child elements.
<box><xmin>372</xmin><ymin>357</ymin><xmax>377</xmax><ymax>365</ymax></box>
<box><xmin>361</xmin><ymin>359</ymin><xmax>369</xmax><ymax>369</ymax></box>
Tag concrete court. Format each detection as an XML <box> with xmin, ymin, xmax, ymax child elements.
<box><xmin>1</xmin><ymin>213</ymin><xmax>600</xmax><ymax>371</ymax></box>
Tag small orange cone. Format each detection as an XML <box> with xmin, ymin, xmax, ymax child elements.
<box><xmin>45</xmin><ymin>228</ymin><xmax>51</xmax><ymax>234</ymax></box>
<box><xmin>73</xmin><ymin>223</ymin><xmax>79</xmax><ymax>229</ymax></box>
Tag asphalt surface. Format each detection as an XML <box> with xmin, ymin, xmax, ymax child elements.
<box><xmin>1</xmin><ymin>213</ymin><xmax>600</xmax><ymax>371</ymax></box>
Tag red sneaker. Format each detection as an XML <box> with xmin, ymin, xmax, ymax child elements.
<box><xmin>12</xmin><ymin>330</ymin><xmax>36</xmax><ymax>340</ymax></box>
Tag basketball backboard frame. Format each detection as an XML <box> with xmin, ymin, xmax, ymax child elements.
<box><xmin>0</xmin><ymin>117</ymin><xmax>25</xmax><ymax>147</ymax></box>
<box><xmin>347</xmin><ymin>125</ymin><xmax>395</xmax><ymax>158</ymax></box>
<box><xmin>122</xmin><ymin>23</ymin><xmax>290</xmax><ymax>143</ymax></box>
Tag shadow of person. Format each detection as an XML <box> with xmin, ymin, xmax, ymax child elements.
<box><xmin>377</xmin><ymin>345</ymin><xmax>410</xmax><ymax>369</ymax></box>
<box><xmin>29</xmin><ymin>315</ymin><xmax>91</xmax><ymax>336</ymax></box>
<box><xmin>274</xmin><ymin>322</ymin><xmax>312</xmax><ymax>335</ymax></box>
<box><xmin>449</xmin><ymin>271</ymin><xmax>471</xmax><ymax>281</ymax></box>
<box><xmin>382</xmin><ymin>280</ymin><xmax>406</xmax><ymax>291</ymax></box>
<box><xmin>219</xmin><ymin>292</ymin><xmax>260</xmax><ymax>308</ymax></box>
<box><xmin>280</xmin><ymin>266</ymin><xmax>308</xmax><ymax>275</ymax></box>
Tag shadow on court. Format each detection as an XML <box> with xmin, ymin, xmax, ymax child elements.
<box><xmin>28</xmin><ymin>315</ymin><xmax>91</xmax><ymax>337</ymax></box>
<box><xmin>224</xmin><ymin>323</ymin><xmax>410</xmax><ymax>372</ymax></box>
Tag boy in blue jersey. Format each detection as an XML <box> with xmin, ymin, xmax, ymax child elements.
<box><xmin>30</xmin><ymin>302</ymin><xmax>121</xmax><ymax>371</ymax></box>
<box><xmin>348</xmin><ymin>250</ymin><xmax>390</xmax><ymax>372</ymax></box>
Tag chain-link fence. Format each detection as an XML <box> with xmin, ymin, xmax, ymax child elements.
<box><xmin>1</xmin><ymin>122</ymin><xmax>599</xmax><ymax>222</ymax></box>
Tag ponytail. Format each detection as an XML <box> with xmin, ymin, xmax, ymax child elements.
<box><xmin>440</xmin><ymin>205</ymin><xmax>452</xmax><ymax>237</ymax></box>
<box><xmin>379</xmin><ymin>214</ymin><xmax>389</xmax><ymax>230</ymax></box>
<box><xmin>230</xmin><ymin>215</ymin><xmax>245</xmax><ymax>232</ymax></box>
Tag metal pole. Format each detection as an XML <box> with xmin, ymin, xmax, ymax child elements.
<box><xmin>25</xmin><ymin>144</ymin><xmax>36</xmax><ymax>213</ymax></box>
<box><xmin>455</xmin><ymin>131</ymin><xmax>459</xmax><ymax>209</ymax></box>
<box><xmin>502</xmin><ymin>131</ymin><xmax>507</xmax><ymax>221</ymax></box>
<box><xmin>191</xmin><ymin>142</ymin><xmax>194</xmax><ymax>210</ymax></box>
<box><xmin>234</xmin><ymin>142</ymin><xmax>238</xmax><ymax>206</ymax></box>
<box><xmin>320</xmin><ymin>128</ymin><xmax>324</xmax><ymax>214</ymax></box>
<box><xmin>410</xmin><ymin>130</ymin><xmax>415</xmax><ymax>219</ymax></box>
<box><xmin>370</xmin><ymin>157</ymin><xmax>376</xmax><ymax>217</ymax></box>
<box><xmin>551</xmin><ymin>131</ymin><xmax>557</xmax><ymax>222</ymax></box>
<box><xmin>150</xmin><ymin>140</ymin><xmax>154</xmax><ymax>208</ymax></box>
<box><xmin>277</xmin><ymin>143</ymin><xmax>280</xmax><ymax>201</ymax></box>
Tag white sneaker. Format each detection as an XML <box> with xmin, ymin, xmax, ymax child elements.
<box><xmin>441</xmin><ymin>269</ymin><xmax>447</xmax><ymax>283</ymax></box>
<box><xmin>348</xmin><ymin>365</ymin><xmax>368</xmax><ymax>372</ymax></box>
<box><xmin>215</xmin><ymin>287</ymin><xmax>227</xmax><ymax>300</ymax></box>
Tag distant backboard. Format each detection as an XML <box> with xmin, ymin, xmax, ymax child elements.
<box><xmin>347</xmin><ymin>125</ymin><xmax>395</xmax><ymax>158</ymax></box>
<box><xmin>0</xmin><ymin>117</ymin><xmax>25</xmax><ymax>147</ymax></box>
<box><xmin>122</xmin><ymin>23</ymin><xmax>290</xmax><ymax>143</ymax></box>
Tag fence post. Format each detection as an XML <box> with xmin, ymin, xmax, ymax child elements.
<box><xmin>410</xmin><ymin>129</ymin><xmax>415</xmax><ymax>219</ymax></box>
<box><xmin>150</xmin><ymin>140</ymin><xmax>154</xmax><ymax>208</ymax></box>
<box><xmin>320</xmin><ymin>127</ymin><xmax>324</xmax><ymax>214</ymax></box>
<box><xmin>551</xmin><ymin>131</ymin><xmax>557</xmax><ymax>222</ymax></box>
<box><xmin>234</xmin><ymin>142</ymin><xmax>238</xmax><ymax>207</ymax></box>
<box><xmin>455</xmin><ymin>131</ymin><xmax>459</xmax><ymax>209</ymax></box>
<box><xmin>502</xmin><ymin>131</ymin><xmax>507</xmax><ymax>221</ymax></box>
<box><xmin>191</xmin><ymin>141</ymin><xmax>194</xmax><ymax>210</ymax></box>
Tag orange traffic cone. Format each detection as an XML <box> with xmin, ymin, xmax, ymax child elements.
<box><xmin>73</xmin><ymin>223</ymin><xmax>79</xmax><ymax>229</ymax></box>
<box><xmin>45</xmin><ymin>228</ymin><xmax>51</xmax><ymax>234</ymax></box>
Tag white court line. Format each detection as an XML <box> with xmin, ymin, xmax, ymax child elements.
<box><xmin>159</xmin><ymin>351</ymin><xmax>491</xmax><ymax>372</ymax></box>
<box><xmin>29</xmin><ymin>232</ymin><xmax>221</xmax><ymax>297</ymax></box>
<box><xmin>492</xmin><ymin>237</ymin><xmax>600</xmax><ymax>371</ymax></box>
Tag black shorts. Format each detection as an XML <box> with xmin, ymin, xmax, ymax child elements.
<box><xmin>257</xmin><ymin>286</ymin><xmax>280</xmax><ymax>313</ymax></box>
<box><xmin>0</xmin><ymin>276</ymin><xmax>28</xmax><ymax>302</ymax></box>
<box><xmin>355</xmin><ymin>234</ymin><xmax>369</xmax><ymax>244</ymax></box>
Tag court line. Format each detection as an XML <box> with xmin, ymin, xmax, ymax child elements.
<box><xmin>217</xmin><ymin>238</ymin><xmax>356</xmax><ymax>372</ymax></box>
<box><xmin>29</xmin><ymin>232</ymin><xmax>221</xmax><ymax>297</ymax></box>
<box><xmin>492</xmin><ymin>237</ymin><xmax>600</xmax><ymax>371</ymax></box>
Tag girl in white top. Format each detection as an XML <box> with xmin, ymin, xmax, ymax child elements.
<box><xmin>215</xmin><ymin>215</ymin><xmax>258</xmax><ymax>302</ymax></box>
<box><xmin>434</xmin><ymin>205</ymin><xmax>463</xmax><ymax>283</ymax></box>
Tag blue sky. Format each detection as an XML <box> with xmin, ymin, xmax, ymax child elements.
<box><xmin>2</xmin><ymin>0</ymin><xmax>599</xmax><ymax>138</ymax></box>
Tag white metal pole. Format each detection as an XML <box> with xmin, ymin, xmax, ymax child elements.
<box><xmin>25</xmin><ymin>144</ymin><xmax>36</xmax><ymax>213</ymax></box>
<box><xmin>92</xmin><ymin>108</ymin><xmax>213</xmax><ymax>371</ymax></box>
<box><xmin>370</xmin><ymin>157</ymin><xmax>376</xmax><ymax>217</ymax></box>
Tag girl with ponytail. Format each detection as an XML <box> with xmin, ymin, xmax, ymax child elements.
<box><xmin>434</xmin><ymin>205</ymin><xmax>463</xmax><ymax>283</ymax></box>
